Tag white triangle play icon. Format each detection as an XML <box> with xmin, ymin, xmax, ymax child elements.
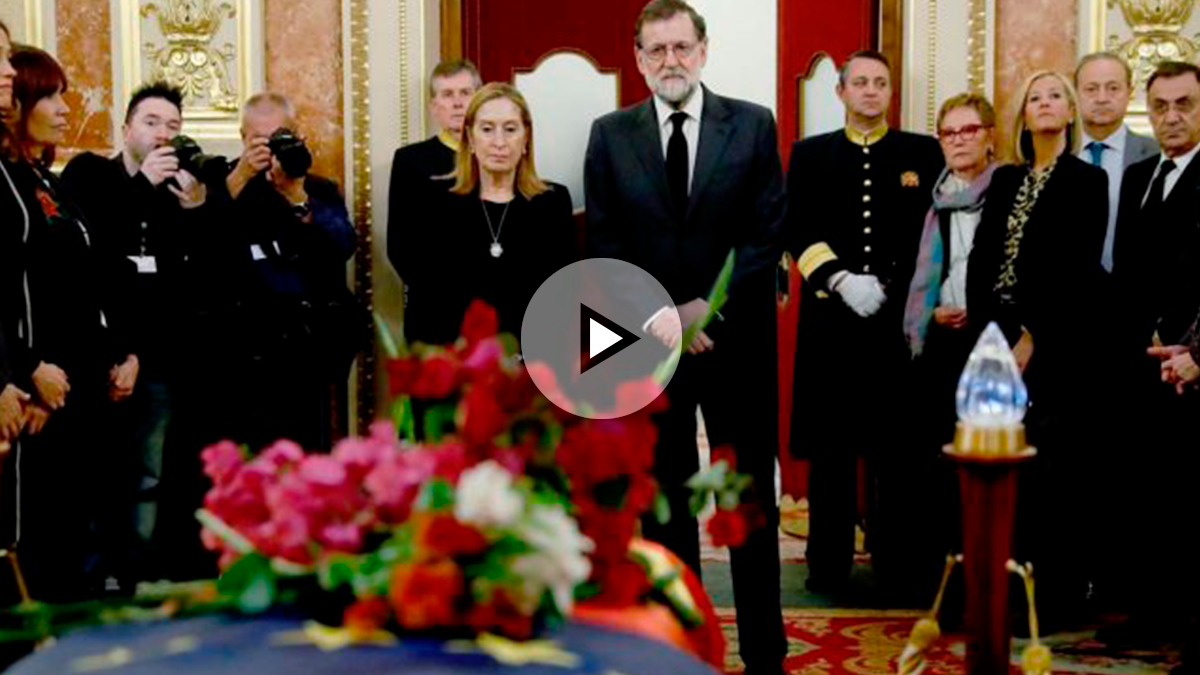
<box><xmin>589</xmin><ymin>319</ymin><xmax>623</xmax><ymax>358</ymax></box>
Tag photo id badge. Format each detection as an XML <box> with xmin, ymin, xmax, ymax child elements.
<box><xmin>129</xmin><ymin>255</ymin><xmax>158</xmax><ymax>274</ymax></box>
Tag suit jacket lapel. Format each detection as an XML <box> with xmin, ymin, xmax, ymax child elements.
<box><xmin>1164</xmin><ymin>153</ymin><xmax>1200</xmax><ymax>212</ymax></box>
<box><xmin>687</xmin><ymin>86</ymin><xmax>733</xmax><ymax>222</ymax></box>
<box><xmin>630</xmin><ymin>99</ymin><xmax>676</xmax><ymax>221</ymax></box>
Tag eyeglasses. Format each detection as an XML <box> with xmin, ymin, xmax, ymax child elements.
<box><xmin>639</xmin><ymin>41</ymin><xmax>698</xmax><ymax>64</ymax></box>
<box><xmin>938</xmin><ymin>124</ymin><xmax>989</xmax><ymax>142</ymax></box>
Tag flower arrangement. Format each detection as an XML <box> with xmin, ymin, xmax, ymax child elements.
<box><xmin>197</xmin><ymin>299</ymin><xmax>750</xmax><ymax>648</ymax></box>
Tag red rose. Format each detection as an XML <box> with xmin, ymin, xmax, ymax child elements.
<box><xmin>34</xmin><ymin>188</ymin><xmax>59</xmax><ymax>219</ymax></box>
<box><xmin>386</xmin><ymin>357</ymin><xmax>420</xmax><ymax>397</ymax></box>
<box><xmin>388</xmin><ymin>559</ymin><xmax>464</xmax><ymax>629</ymax></box>
<box><xmin>589</xmin><ymin>558</ymin><xmax>651</xmax><ymax>606</ymax></box>
<box><xmin>458</xmin><ymin>386</ymin><xmax>507</xmax><ymax>446</ymax></box>
<box><xmin>460</xmin><ymin>299</ymin><xmax>499</xmax><ymax>346</ymax></box>
<box><xmin>411</xmin><ymin>352</ymin><xmax>460</xmax><ymax>399</ymax></box>
<box><xmin>613</xmin><ymin>377</ymin><xmax>668</xmax><ymax>416</ymax></box>
<box><xmin>706</xmin><ymin>508</ymin><xmax>748</xmax><ymax>548</ymax></box>
<box><xmin>467</xmin><ymin>590</ymin><xmax>534</xmax><ymax>639</ymax></box>
<box><xmin>343</xmin><ymin>596</ymin><xmax>391</xmax><ymax>637</ymax></box>
<box><xmin>710</xmin><ymin>444</ymin><xmax>737</xmax><ymax>472</ymax></box>
<box><xmin>417</xmin><ymin>513</ymin><xmax>489</xmax><ymax>558</ymax></box>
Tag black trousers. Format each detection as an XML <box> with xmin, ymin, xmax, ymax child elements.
<box><xmin>641</xmin><ymin>319</ymin><xmax>786</xmax><ymax>673</ymax></box>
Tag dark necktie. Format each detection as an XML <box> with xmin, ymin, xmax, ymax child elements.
<box><xmin>666</xmin><ymin>111</ymin><xmax>689</xmax><ymax>216</ymax></box>
<box><xmin>1086</xmin><ymin>141</ymin><xmax>1105</xmax><ymax>167</ymax></box>
<box><xmin>1144</xmin><ymin>158</ymin><xmax>1177</xmax><ymax>214</ymax></box>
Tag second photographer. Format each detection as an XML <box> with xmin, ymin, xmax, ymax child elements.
<box><xmin>210</xmin><ymin>92</ymin><xmax>360</xmax><ymax>452</ymax></box>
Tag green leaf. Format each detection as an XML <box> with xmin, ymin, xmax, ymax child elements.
<box><xmin>317</xmin><ymin>555</ymin><xmax>359</xmax><ymax>591</ymax></box>
<box><xmin>717</xmin><ymin>491</ymin><xmax>741</xmax><ymax>511</ymax></box>
<box><xmin>417</xmin><ymin>478</ymin><xmax>455</xmax><ymax>510</ymax></box>
<box><xmin>374</xmin><ymin>312</ymin><xmax>406</xmax><ymax>359</ymax></box>
<box><xmin>653</xmin><ymin>248</ymin><xmax>735</xmax><ymax>384</ymax></box>
<box><xmin>653</xmin><ymin>492</ymin><xmax>671</xmax><ymax>525</ymax></box>
<box><xmin>218</xmin><ymin>554</ymin><xmax>277</xmax><ymax>614</ymax></box>
<box><xmin>422</xmin><ymin>403</ymin><xmax>457</xmax><ymax>443</ymax></box>
<box><xmin>688</xmin><ymin>491</ymin><xmax>708</xmax><ymax>517</ymax></box>
<box><xmin>592</xmin><ymin>475</ymin><xmax>630</xmax><ymax>508</ymax></box>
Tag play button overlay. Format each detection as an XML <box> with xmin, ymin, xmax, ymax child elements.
<box><xmin>521</xmin><ymin>258</ymin><xmax>681</xmax><ymax>419</ymax></box>
<box><xmin>581</xmin><ymin>304</ymin><xmax>640</xmax><ymax>374</ymax></box>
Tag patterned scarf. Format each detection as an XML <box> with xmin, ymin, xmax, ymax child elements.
<box><xmin>903</xmin><ymin>164</ymin><xmax>997</xmax><ymax>357</ymax></box>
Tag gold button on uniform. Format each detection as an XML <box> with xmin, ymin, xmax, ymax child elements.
<box><xmin>864</xmin><ymin>179</ymin><xmax>872</xmax><ymax>187</ymax></box>
<box><xmin>863</xmin><ymin>146</ymin><xmax>870</xmax><ymax>155</ymax></box>
<box><xmin>864</xmin><ymin>163</ymin><xmax>871</xmax><ymax>170</ymax></box>
<box><xmin>864</xmin><ymin>246</ymin><xmax>872</xmax><ymax>253</ymax></box>
<box><xmin>863</xmin><ymin>210</ymin><xmax>872</xmax><ymax>219</ymax></box>
<box><xmin>863</xmin><ymin>265</ymin><xmax>871</xmax><ymax>273</ymax></box>
<box><xmin>864</xmin><ymin>227</ymin><xmax>872</xmax><ymax>234</ymax></box>
<box><xmin>863</xmin><ymin>194</ymin><xmax>871</xmax><ymax>203</ymax></box>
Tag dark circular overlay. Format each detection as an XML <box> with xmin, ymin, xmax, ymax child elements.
<box><xmin>521</xmin><ymin>258</ymin><xmax>682</xmax><ymax>419</ymax></box>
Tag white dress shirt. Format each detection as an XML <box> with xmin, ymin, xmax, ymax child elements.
<box><xmin>1143</xmin><ymin>141</ymin><xmax>1200</xmax><ymax>206</ymax></box>
<box><xmin>654</xmin><ymin>89</ymin><xmax>703</xmax><ymax>194</ymax></box>
<box><xmin>938</xmin><ymin>174</ymin><xmax>979</xmax><ymax>309</ymax></box>
<box><xmin>1079</xmin><ymin>125</ymin><xmax>1128</xmax><ymax>271</ymax></box>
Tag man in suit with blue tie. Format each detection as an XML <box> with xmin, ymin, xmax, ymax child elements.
<box><xmin>584</xmin><ymin>1</ymin><xmax>785</xmax><ymax>672</ymax></box>
<box><xmin>1075</xmin><ymin>52</ymin><xmax>1159</xmax><ymax>274</ymax></box>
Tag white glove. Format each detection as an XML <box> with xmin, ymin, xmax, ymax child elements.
<box><xmin>831</xmin><ymin>272</ymin><xmax>886</xmax><ymax>318</ymax></box>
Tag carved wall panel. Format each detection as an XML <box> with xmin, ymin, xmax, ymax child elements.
<box><xmin>1081</xmin><ymin>0</ymin><xmax>1200</xmax><ymax>134</ymax></box>
<box><xmin>116</xmin><ymin>0</ymin><xmax>263</xmax><ymax>154</ymax></box>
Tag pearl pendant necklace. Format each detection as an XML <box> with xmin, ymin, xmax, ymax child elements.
<box><xmin>481</xmin><ymin>197</ymin><xmax>512</xmax><ymax>258</ymax></box>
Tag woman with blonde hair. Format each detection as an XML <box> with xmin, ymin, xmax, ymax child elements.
<box><xmin>965</xmin><ymin>69</ymin><xmax>1108</xmax><ymax>628</ymax></box>
<box><xmin>400</xmin><ymin>82</ymin><xmax>576</xmax><ymax>345</ymax></box>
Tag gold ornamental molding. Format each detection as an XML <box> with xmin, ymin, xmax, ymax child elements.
<box><xmin>23</xmin><ymin>0</ymin><xmax>45</xmax><ymax>47</ymax></box>
<box><xmin>119</xmin><ymin>0</ymin><xmax>257</xmax><ymax>141</ymax></box>
<box><xmin>1108</xmin><ymin>0</ymin><xmax>1199</xmax><ymax>93</ymax></box>
<box><xmin>926</xmin><ymin>0</ymin><xmax>938</xmax><ymax>132</ymax></box>
<box><xmin>141</xmin><ymin>0</ymin><xmax>239</xmax><ymax>111</ymax></box>
<box><xmin>967</xmin><ymin>0</ymin><xmax>987</xmax><ymax>96</ymax></box>
<box><xmin>350</xmin><ymin>0</ymin><xmax>377</xmax><ymax>427</ymax></box>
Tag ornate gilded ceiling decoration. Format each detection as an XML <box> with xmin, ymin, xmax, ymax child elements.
<box><xmin>141</xmin><ymin>0</ymin><xmax>239</xmax><ymax>111</ymax></box>
<box><xmin>1109</xmin><ymin>0</ymin><xmax>1199</xmax><ymax>92</ymax></box>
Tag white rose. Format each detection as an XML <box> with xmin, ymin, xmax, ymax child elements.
<box><xmin>512</xmin><ymin>504</ymin><xmax>594</xmax><ymax>614</ymax></box>
<box><xmin>454</xmin><ymin>460</ymin><xmax>524</xmax><ymax>529</ymax></box>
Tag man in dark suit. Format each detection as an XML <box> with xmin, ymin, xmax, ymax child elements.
<box><xmin>1075</xmin><ymin>52</ymin><xmax>1159</xmax><ymax>274</ymax></box>
<box><xmin>584</xmin><ymin>1</ymin><xmax>785</xmax><ymax>672</ymax></box>
<box><xmin>1107</xmin><ymin>60</ymin><xmax>1200</xmax><ymax>647</ymax></box>
<box><xmin>387</xmin><ymin>59</ymin><xmax>480</xmax><ymax>340</ymax></box>
<box><xmin>786</xmin><ymin>51</ymin><xmax>943</xmax><ymax>596</ymax></box>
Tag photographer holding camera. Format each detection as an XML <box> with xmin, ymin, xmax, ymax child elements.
<box><xmin>60</xmin><ymin>82</ymin><xmax>218</xmax><ymax>589</ymax></box>
<box><xmin>210</xmin><ymin>92</ymin><xmax>359</xmax><ymax>451</ymax></box>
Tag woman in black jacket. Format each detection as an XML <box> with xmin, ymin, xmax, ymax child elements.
<box><xmin>0</xmin><ymin>21</ymin><xmax>29</xmax><ymax>448</ymax></box>
<box><xmin>395</xmin><ymin>82</ymin><xmax>577</xmax><ymax>346</ymax></box>
<box><xmin>4</xmin><ymin>46</ymin><xmax>128</xmax><ymax>601</ymax></box>
<box><xmin>966</xmin><ymin>69</ymin><xmax>1108</xmax><ymax>624</ymax></box>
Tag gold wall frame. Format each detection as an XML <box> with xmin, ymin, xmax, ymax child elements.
<box><xmin>23</xmin><ymin>0</ymin><xmax>46</xmax><ymax>47</ymax></box>
<box><xmin>118</xmin><ymin>0</ymin><xmax>259</xmax><ymax>142</ymax></box>
<box><xmin>350</xmin><ymin>0</ymin><xmax>377</xmax><ymax>428</ymax></box>
<box><xmin>1081</xmin><ymin>0</ymin><xmax>1200</xmax><ymax>134</ymax></box>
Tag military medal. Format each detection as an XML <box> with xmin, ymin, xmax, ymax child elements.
<box><xmin>490</xmin><ymin>242</ymin><xmax>503</xmax><ymax>258</ymax></box>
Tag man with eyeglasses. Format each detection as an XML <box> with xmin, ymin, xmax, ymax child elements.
<box><xmin>584</xmin><ymin>1</ymin><xmax>786</xmax><ymax>672</ymax></box>
<box><xmin>1075</xmin><ymin>53</ymin><xmax>1158</xmax><ymax>274</ymax></box>
<box><xmin>785</xmin><ymin>50</ymin><xmax>943</xmax><ymax>598</ymax></box>
<box><xmin>1105</xmin><ymin>59</ymin><xmax>1200</xmax><ymax>652</ymax></box>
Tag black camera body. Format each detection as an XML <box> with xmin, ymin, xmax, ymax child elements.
<box><xmin>268</xmin><ymin>128</ymin><xmax>313</xmax><ymax>179</ymax></box>
<box><xmin>165</xmin><ymin>134</ymin><xmax>219</xmax><ymax>179</ymax></box>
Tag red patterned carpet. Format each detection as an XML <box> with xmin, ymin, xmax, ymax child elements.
<box><xmin>717</xmin><ymin>609</ymin><xmax>1182</xmax><ymax>675</ymax></box>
